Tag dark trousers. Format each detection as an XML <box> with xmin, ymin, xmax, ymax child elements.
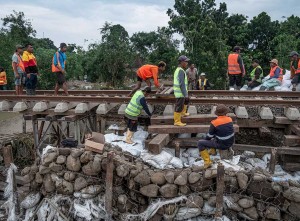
<box><xmin>198</xmin><ymin>139</ymin><xmax>233</xmax><ymax>151</ymax></box>
<box><xmin>248</xmin><ymin>80</ymin><xmax>261</xmax><ymax>89</ymax></box>
<box><xmin>125</xmin><ymin>116</ymin><xmax>138</xmax><ymax>132</ymax></box>
<box><xmin>0</xmin><ymin>85</ymin><xmax>7</xmax><ymax>90</ymax></box>
<box><xmin>291</xmin><ymin>74</ymin><xmax>300</xmax><ymax>84</ymax></box>
<box><xmin>175</xmin><ymin>97</ymin><xmax>189</xmax><ymax>112</ymax></box>
<box><xmin>25</xmin><ymin>73</ymin><xmax>37</xmax><ymax>94</ymax></box>
<box><xmin>229</xmin><ymin>74</ymin><xmax>242</xmax><ymax>87</ymax></box>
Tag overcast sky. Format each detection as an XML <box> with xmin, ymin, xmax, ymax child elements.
<box><xmin>0</xmin><ymin>0</ymin><xmax>299</xmax><ymax>48</ymax></box>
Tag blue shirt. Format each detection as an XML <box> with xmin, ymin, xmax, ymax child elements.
<box><xmin>53</xmin><ymin>51</ymin><xmax>67</xmax><ymax>70</ymax></box>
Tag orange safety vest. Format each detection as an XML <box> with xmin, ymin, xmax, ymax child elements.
<box><xmin>12</xmin><ymin>53</ymin><xmax>25</xmax><ymax>73</ymax></box>
<box><xmin>198</xmin><ymin>78</ymin><xmax>207</xmax><ymax>90</ymax></box>
<box><xmin>270</xmin><ymin>66</ymin><xmax>283</xmax><ymax>82</ymax></box>
<box><xmin>0</xmin><ymin>71</ymin><xmax>7</xmax><ymax>85</ymax></box>
<box><xmin>296</xmin><ymin>59</ymin><xmax>300</xmax><ymax>74</ymax></box>
<box><xmin>52</xmin><ymin>51</ymin><xmax>63</xmax><ymax>72</ymax></box>
<box><xmin>228</xmin><ymin>53</ymin><xmax>244</xmax><ymax>75</ymax></box>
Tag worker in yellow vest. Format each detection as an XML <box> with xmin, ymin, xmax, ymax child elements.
<box><xmin>173</xmin><ymin>55</ymin><xmax>190</xmax><ymax>126</ymax></box>
<box><xmin>124</xmin><ymin>86</ymin><xmax>152</xmax><ymax>144</ymax></box>
<box><xmin>196</xmin><ymin>73</ymin><xmax>211</xmax><ymax>90</ymax></box>
<box><xmin>0</xmin><ymin>67</ymin><xmax>7</xmax><ymax>90</ymax></box>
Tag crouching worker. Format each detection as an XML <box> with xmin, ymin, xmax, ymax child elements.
<box><xmin>197</xmin><ymin>104</ymin><xmax>235</xmax><ymax>169</ymax></box>
<box><xmin>124</xmin><ymin>86</ymin><xmax>152</xmax><ymax>144</ymax></box>
<box><xmin>260</xmin><ymin>59</ymin><xmax>283</xmax><ymax>91</ymax></box>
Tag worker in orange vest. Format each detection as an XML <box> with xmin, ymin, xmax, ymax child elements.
<box><xmin>12</xmin><ymin>45</ymin><xmax>26</xmax><ymax>95</ymax></box>
<box><xmin>0</xmin><ymin>67</ymin><xmax>7</xmax><ymax>90</ymax></box>
<box><xmin>227</xmin><ymin>46</ymin><xmax>245</xmax><ymax>90</ymax></box>
<box><xmin>289</xmin><ymin>51</ymin><xmax>300</xmax><ymax>91</ymax></box>
<box><xmin>128</xmin><ymin>61</ymin><xmax>166</xmax><ymax>97</ymax></box>
<box><xmin>260</xmin><ymin>59</ymin><xmax>283</xmax><ymax>91</ymax></box>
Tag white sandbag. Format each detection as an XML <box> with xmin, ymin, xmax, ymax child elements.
<box><xmin>20</xmin><ymin>192</ymin><xmax>41</xmax><ymax>209</ymax></box>
<box><xmin>175</xmin><ymin>207</ymin><xmax>202</xmax><ymax>220</ymax></box>
<box><xmin>178</xmin><ymin>133</ymin><xmax>191</xmax><ymax>138</ymax></box>
<box><xmin>170</xmin><ymin>157</ymin><xmax>184</xmax><ymax>168</ymax></box>
<box><xmin>240</xmin><ymin>85</ymin><xmax>248</xmax><ymax>91</ymax></box>
<box><xmin>187</xmin><ymin>148</ymin><xmax>200</xmax><ymax>158</ymax></box>
<box><xmin>245</xmin><ymin>158</ymin><xmax>267</xmax><ymax>169</ymax></box>
<box><xmin>141</xmin><ymin>151</ymin><xmax>173</xmax><ymax>169</ymax></box>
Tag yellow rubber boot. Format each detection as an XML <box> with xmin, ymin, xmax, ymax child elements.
<box><xmin>181</xmin><ymin>105</ymin><xmax>190</xmax><ymax>117</ymax></box>
<box><xmin>125</xmin><ymin>129</ymin><xmax>134</xmax><ymax>144</ymax></box>
<box><xmin>174</xmin><ymin>112</ymin><xmax>186</xmax><ymax>126</ymax></box>
<box><xmin>208</xmin><ymin>148</ymin><xmax>217</xmax><ymax>156</ymax></box>
<box><xmin>200</xmin><ymin>149</ymin><xmax>212</xmax><ymax>169</ymax></box>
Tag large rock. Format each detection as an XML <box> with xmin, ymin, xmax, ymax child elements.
<box><xmin>283</xmin><ymin>187</ymin><xmax>300</xmax><ymax>202</ymax></box>
<box><xmin>140</xmin><ymin>184</ymin><xmax>159</xmax><ymax>197</ymax></box>
<box><xmin>175</xmin><ymin>207</ymin><xmax>202</xmax><ymax>220</ymax></box>
<box><xmin>82</xmin><ymin>161</ymin><xmax>98</xmax><ymax>176</ymax></box>
<box><xmin>43</xmin><ymin>174</ymin><xmax>55</xmax><ymax>193</ymax></box>
<box><xmin>186</xmin><ymin>195</ymin><xmax>204</xmax><ymax>208</ymax></box>
<box><xmin>39</xmin><ymin>165</ymin><xmax>50</xmax><ymax>175</ymax></box>
<box><xmin>21</xmin><ymin>167</ymin><xmax>31</xmax><ymax>176</ymax></box>
<box><xmin>71</xmin><ymin>149</ymin><xmax>84</xmax><ymax>158</ymax></box>
<box><xmin>244</xmin><ymin>207</ymin><xmax>259</xmax><ymax>220</ymax></box>
<box><xmin>224</xmin><ymin>196</ymin><xmax>242</xmax><ymax>212</ymax></box>
<box><xmin>35</xmin><ymin>172</ymin><xmax>43</xmax><ymax>184</ymax></box>
<box><xmin>238</xmin><ymin>198</ymin><xmax>254</xmax><ymax>209</ymax></box>
<box><xmin>151</xmin><ymin>172</ymin><xmax>166</xmax><ymax>185</ymax></box>
<box><xmin>265</xmin><ymin>206</ymin><xmax>281</xmax><ymax>220</ymax></box>
<box><xmin>64</xmin><ymin>171</ymin><xmax>76</xmax><ymax>181</ymax></box>
<box><xmin>188</xmin><ymin>172</ymin><xmax>201</xmax><ymax>184</ymax></box>
<box><xmin>207</xmin><ymin>196</ymin><xmax>216</xmax><ymax>207</ymax></box>
<box><xmin>57</xmin><ymin>180</ymin><xmax>74</xmax><ymax>195</ymax></box>
<box><xmin>92</xmin><ymin>155</ymin><xmax>102</xmax><ymax>173</ymax></box>
<box><xmin>74</xmin><ymin>177</ymin><xmax>88</xmax><ymax>191</ymax></box>
<box><xmin>49</xmin><ymin>162</ymin><xmax>63</xmax><ymax>172</ymax></box>
<box><xmin>116</xmin><ymin>165</ymin><xmax>129</xmax><ymax>178</ymax></box>
<box><xmin>43</xmin><ymin>151</ymin><xmax>59</xmax><ymax>166</ymax></box>
<box><xmin>236</xmin><ymin>172</ymin><xmax>248</xmax><ymax>189</ymax></box>
<box><xmin>247</xmin><ymin>181</ymin><xmax>276</xmax><ymax>200</ymax></box>
<box><xmin>20</xmin><ymin>192</ymin><xmax>41</xmax><ymax>209</ymax></box>
<box><xmin>81</xmin><ymin>185</ymin><xmax>103</xmax><ymax>196</ymax></box>
<box><xmin>159</xmin><ymin>184</ymin><xmax>178</xmax><ymax>198</ymax></box>
<box><xmin>134</xmin><ymin>170</ymin><xmax>151</xmax><ymax>186</ymax></box>
<box><xmin>66</xmin><ymin>155</ymin><xmax>81</xmax><ymax>172</ymax></box>
<box><xmin>204</xmin><ymin>169</ymin><xmax>217</xmax><ymax>179</ymax></box>
<box><xmin>179</xmin><ymin>185</ymin><xmax>191</xmax><ymax>195</ymax></box>
<box><xmin>174</xmin><ymin>171</ymin><xmax>188</xmax><ymax>186</ymax></box>
<box><xmin>58</xmin><ymin>148</ymin><xmax>71</xmax><ymax>156</ymax></box>
<box><xmin>80</xmin><ymin>151</ymin><xmax>93</xmax><ymax>163</ymax></box>
<box><xmin>288</xmin><ymin>202</ymin><xmax>300</xmax><ymax>219</ymax></box>
<box><xmin>165</xmin><ymin>171</ymin><xmax>175</xmax><ymax>184</ymax></box>
<box><xmin>190</xmin><ymin>177</ymin><xmax>213</xmax><ymax>192</ymax></box>
<box><xmin>56</xmin><ymin>155</ymin><xmax>66</xmax><ymax>164</ymax></box>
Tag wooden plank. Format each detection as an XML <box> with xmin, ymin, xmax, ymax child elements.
<box><xmin>291</xmin><ymin>125</ymin><xmax>300</xmax><ymax>136</ymax></box>
<box><xmin>148</xmin><ymin>134</ymin><xmax>170</xmax><ymax>155</ymax></box>
<box><xmin>215</xmin><ymin>163</ymin><xmax>225</xmax><ymax>219</ymax></box>
<box><xmin>269</xmin><ymin>148</ymin><xmax>277</xmax><ymax>174</ymax></box>
<box><xmin>259</xmin><ymin>127</ymin><xmax>271</xmax><ymax>137</ymax></box>
<box><xmin>282</xmin><ymin>162</ymin><xmax>300</xmax><ymax>171</ymax></box>
<box><xmin>274</xmin><ymin>116</ymin><xmax>300</xmax><ymax>125</ymax></box>
<box><xmin>284</xmin><ymin>135</ymin><xmax>300</xmax><ymax>146</ymax></box>
<box><xmin>151</xmin><ymin>114</ymin><xmax>237</xmax><ymax>125</ymax></box>
<box><xmin>148</xmin><ymin>124</ymin><xmax>239</xmax><ymax>134</ymax></box>
<box><xmin>237</xmin><ymin>119</ymin><xmax>286</xmax><ymax>128</ymax></box>
<box><xmin>2</xmin><ymin>145</ymin><xmax>13</xmax><ymax>167</ymax></box>
<box><xmin>281</xmin><ymin>154</ymin><xmax>300</xmax><ymax>163</ymax></box>
<box><xmin>105</xmin><ymin>152</ymin><xmax>114</xmax><ymax>221</ymax></box>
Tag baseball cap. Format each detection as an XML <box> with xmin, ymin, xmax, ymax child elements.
<box><xmin>269</xmin><ymin>59</ymin><xmax>279</xmax><ymax>65</ymax></box>
<box><xmin>141</xmin><ymin>86</ymin><xmax>151</xmax><ymax>93</ymax></box>
<box><xmin>233</xmin><ymin>46</ymin><xmax>242</xmax><ymax>52</ymax></box>
<box><xmin>200</xmin><ymin>73</ymin><xmax>206</xmax><ymax>76</ymax></box>
<box><xmin>289</xmin><ymin>51</ymin><xmax>299</xmax><ymax>57</ymax></box>
<box><xmin>16</xmin><ymin>44</ymin><xmax>24</xmax><ymax>49</ymax></box>
<box><xmin>60</xmin><ymin>43</ymin><xmax>67</xmax><ymax>48</ymax></box>
<box><xmin>178</xmin><ymin>55</ymin><xmax>190</xmax><ymax>62</ymax></box>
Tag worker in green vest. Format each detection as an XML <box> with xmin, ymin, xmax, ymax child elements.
<box><xmin>173</xmin><ymin>55</ymin><xmax>190</xmax><ymax>126</ymax></box>
<box><xmin>124</xmin><ymin>86</ymin><xmax>152</xmax><ymax>144</ymax></box>
<box><xmin>247</xmin><ymin>59</ymin><xmax>263</xmax><ymax>90</ymax></box>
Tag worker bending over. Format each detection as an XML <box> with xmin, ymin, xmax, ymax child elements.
<box><xmin>196</xmin><ymin>73</ymin><xmax>211</xmax><ymax>90</ymax></box>
<box><xmin>260</xmin><ymin>59</ymin><xmax>283</xmax><ymax>91</ymax></box>
<box><xmin>289</xmin><ymin>51</ymin><xmax>300</xmax><ymax>91</ymax></box>
<box><xmin>173</xmin><ymin>55</ymin><xmax>190</xmax><ymax>126</ymax></box>
<box><xmin>198</xmin><ymin>104</ymin><xmax>235</xmax><ymax>169</ymax></box>
<box><xmin>227</xmin><ymin>46</ymin><xmax>245</xmax><ymax>90</ymax></box>
<box><xmin>124</xmin><ymin>86</ymin><xmax>152</xmax><ymax>144</ymax></box>
<box><xmin>128</xmin><ymin>61</ymin><xmax>166</xmax><ymax>97</ymax></box>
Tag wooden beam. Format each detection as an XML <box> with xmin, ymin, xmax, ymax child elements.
<box><xmin>105</xmin><ymin>152</ymin><xmax>114</xmax><ymax>221</ymax></box>
<box><xmin>269</xmin><ymin>148</ymin><xmax>277</xmax><ymax>174</ymax></box>
<box><xmin>282</xmin><ymin>162</ymin><xmax>300</xmax><ymax>172</ymax></box>
<box><xmin>2</xmin><ymin>145</ymin><xmax>13</xmax><ymax>167</ymax></box>
<box><xmin>274</xmin><ymin>116</ymin><xmax>300</xmax><ymax>125</ymax></box>
<box><xmin>148</xmin><ymin>134</ymin><xmax>170</xmax><ymax>155</ymax></box>
<box><xmin>215</xmin><ymin>163</ymin><xmax>225</xmax><ymax>219</ymax></box>
<box><xmin>291</xmin><ymin>125</ymin><xmax>300</xmax><ymax>136</ymax></box>
<box><xmin>284</xmin><ymin>135</ymin><xmax>300</xmax><ymax>146</ymax></box>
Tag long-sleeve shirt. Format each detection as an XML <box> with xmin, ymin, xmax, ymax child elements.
<box><xmin>178</xmin><ymin>69</ymin><xmax>188</xmax><ymax>97</ymax></box>
<box><xmin>237</xmin><ymin>55</ymin><xmax>245</xmax><ymax>75</ymax></box>
<box><xmin>23</xmin><ymin>51</ymin><xmax>38</xmax><ymax>74</ymax></box>
<box><xmin>140</xmin><ymin>97</ymin><xmax>151</xmax><ymax>116</ymax></box>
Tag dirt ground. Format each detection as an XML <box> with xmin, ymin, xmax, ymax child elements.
<box><xmin>0</xmin><ymin>112</ymin><xmax>33</xmax><ymax>135</ymax></box>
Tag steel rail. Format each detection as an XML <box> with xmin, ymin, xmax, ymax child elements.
<box><xmin>0</xmin><ymin>90</ymin><xmax>300</xmax><ymax>97</ymax></box>
<box><xmin>0</xmin><ymin>95</ymin><xmax>299</xmax><ymax>106</ymax></box>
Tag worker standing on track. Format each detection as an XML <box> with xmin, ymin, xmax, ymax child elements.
<box><xmin>196</xmin><ymin>73</ymin><xmax>211</xmax><ymax>90</ymax></box>
<box><xmin>23</xmin><ymin>44</ymin><xmax>40</xmax><ymax>95</ymax></box>
<box><xmin>198</xmin><ymin>104</ymin><xmax>235</xmax><ymax>169</ymax></box>
<box><xmin>12</xmin><ymin>45</ymin><xmax>26</xmax><ymax>95</ymax></box>
<box><xmin>52</xmin><ymin>43</ymin><xmax>69</xmax><ymax>96</ymax></box>
<box><xmin>247</xmin><ymin>59</ymin><xmax>263</xmax><ymax>90</ymax></box>
<box><xmin>227</xmin><ymin>46</ymin><xmax>245</xmax><ymax>90</ymax></box>
<box><xmin>186</xmin><ymin>63</ymin><xmax>198</xmax><ymax>90</ymax></box>
<box><xmin>173</xmin><ymin>55</ymin><xmax>190</xmax><ymax>127</ymax></box>
<box><xmin>260</xmin><ymin>59</ymin><xmax>283</xmax><ymax>91</ymax></box>
<box><xmin>124</xmin><ymin>86</ymin><xmax>152</xmax><ymax>144</ymax></box>
<box><xmin>128</xmin><ymin>61</ymin><xmax>166</xmax><ymax>97</ymax></box>
<box><xmin>0</xmin><ymin>67</ymin><xmax>7</xmax><ymax>90</ymax></box>
<box><xmin>289</xmin><ymin>51</ymin><xmax>300</xmax><ymax>91</ymax></box>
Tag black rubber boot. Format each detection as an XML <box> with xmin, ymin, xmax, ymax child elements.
<box><xmin>259</xmin><ymin>86</ymin><xmax>266</xmax><ymax>91</ymax></box>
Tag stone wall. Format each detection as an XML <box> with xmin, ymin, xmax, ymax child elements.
<box><xmin>18</xmin><ymin>145</ymin><xmax>300</xmax><ymax>220</ymax></box>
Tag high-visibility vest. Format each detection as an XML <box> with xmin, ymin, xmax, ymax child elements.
<box><xmin>198</xmin><ymin>78</ymin><xmax>207</xmax><ymax>90</ymax></box>
<box><xmin>173</xmin><ymin>67</ymin><xmax>188</xmax><ymax>98</ymax></box>
<box><xmin>296</xmin><ymin>59</ymin><xmax>300</xmax><ymax>74</ymax></box>
<box><xmin>0</xmin><ymin>71</ymin><xmax>7</xmax><ymax>85</ymax></box>
<box><xmin>12</xmin><ymin>53</ymin><xmax>25</xmax><ymax>73</ymax></box>
<box><xmin>269</xmin><ymin>66</ymin><xmax>283</xmax><ymax>82</ymax></box>
<box><xmin>228</xmin><ymin>53</ymin><xmax>244</xmax><ymax>75</ymax></box>
<box><xmin>52</xmin><ymin>51</ymin><xmax>65</xmax><ymax>73</ymax></box>
<box><xmin>125</xmin><ymin>90</ymin><xmax>144</xmax><ymax>117</ymax></box>
<box><xmin>250</xmin><ymin>65</ymin><xmax>264</xmax><ymax>83</ymax></box>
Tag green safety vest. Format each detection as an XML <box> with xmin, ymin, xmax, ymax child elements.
<box><xmin>125</xmin><ymin>90</ymin><xmax>144</xmax><ymax>117</ymax></box>
<box><xmin>250</xmin><ymin>65</ymin><xmax>263</xmax><ymax>83</ymax></box>
<box><xmin>173</xmin><ymin>67</ymin><xmax>188</xmax><ymax>98</ymax></box>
